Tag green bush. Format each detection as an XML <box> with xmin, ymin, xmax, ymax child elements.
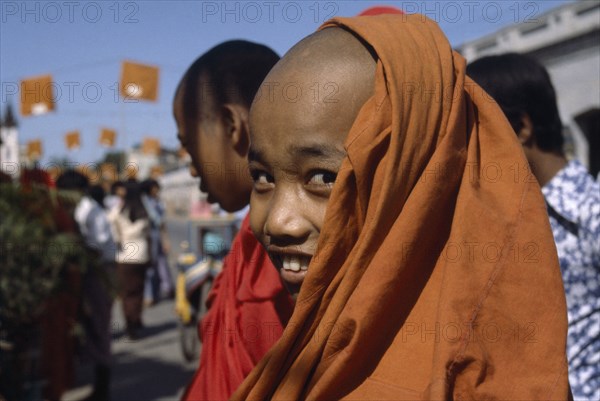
<box><xmin>0</xmin><ymin>183</ymin><xmax>90</xmax><ymax>331</ymax></box>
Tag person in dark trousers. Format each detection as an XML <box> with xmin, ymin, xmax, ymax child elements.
<box><xmin>141</xmin><ymin>178</ymin><xmax>174</xmax><ymax>305</ymax></box>
<box><xmin>56</xmin><ymin>170</ymin><xmax>116</xmax><ymax>401</ymax></box>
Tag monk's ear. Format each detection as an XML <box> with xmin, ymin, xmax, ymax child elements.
<box><xmin>517</xmin><ymin>113</ymin><xmax>534</xmax><ymax>146</ymax></box>
<box><xmin>221</xmin><ymin>103</ymin><xmax>250</xmax><ymax>156</ymax></box>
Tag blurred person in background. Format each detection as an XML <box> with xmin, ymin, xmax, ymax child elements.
<box><xmin>468</xmin><ymin>53</ymin><xmax>599</xmax><ymax>400</ymax></box>
<box><xmin>109</xmin><ymin>180</ymin><xmax>151</xmax><ymax>340</ymax></box>
<box><xmin>141</xmin><ymin>178</ymin><xmax>174</xmax><ymax>305</ymax></box>
<box><xmin>88</xmin><ymin>183</ymin><xmax>106</xmax><ymax>210</ymax></box>
<box><xmin>55</xmin><ymin>170</ymin><xmax>116</xmax><ymax>401</ymax></box>
<box><xmin>104</xmin><ymin>180</ymin><xmax>126</xmax><ymax>211</ymax></box>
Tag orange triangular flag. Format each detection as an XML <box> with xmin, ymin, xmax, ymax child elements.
<box><xmin>20</xmin><ymin>75</ymin><xmax>55</xmax><ymax>117</ymax></box>
<box><xmin>65</xmin><ymin>131</ymin><xmax>80</xmax><ymax>150</ymax></box>
<box><xmin>26</xmin><ymin>139</ymin><xmax>43</xmax><ymax>160</ymax></box>
<box><xmin>99</xmin><ymin>128</ymin><xmax>116</xmax><ymax>147</ymax></box>
<box><xmin>141</xmin><ymin>137</ymin><xmax>160</xmax><ymax>155</ymax></box>
<box><xmin>120</xmin><ymin>61</ymin><xmax>159</xmax><ymax>101</ymax></box>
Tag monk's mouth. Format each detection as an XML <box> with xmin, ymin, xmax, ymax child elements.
<box><xmin>269</xmin><ymin>252</ymin><xmax>312</xmax><ymax>286</ymax></box>
<box><xmin>281</xmin><ymin>254</ymin><xmax>310</xmax><ymax>272</ymax></box>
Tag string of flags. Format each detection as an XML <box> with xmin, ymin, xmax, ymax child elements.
<box><xmin>18</xmin><ymin>60</ymin><xmax>164</xmax><ymax>157</ymax></box>
<box><xmin>19</xmin><ymin>60</ymin><xmax>160</xmax><ymax>118</ymax></box>
<box><xmin>26</xmin><ymin>130</ymin><xmax>165</xmax><ymax>160</ymax></box>
<box><xmin>62</xmin><ymin>128</ymin><xmax>118</xmax><ymax>151</ymax></box>
<box><xmin>16</xmin><ymin>60</ymin><xmax>190</xmax><ymax>180</ymax></box>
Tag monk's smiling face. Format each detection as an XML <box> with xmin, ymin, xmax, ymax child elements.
<box><xmin>248</xmin><ymin>28</ymin><xmax>375</xmax><ymax>298</ymax></box>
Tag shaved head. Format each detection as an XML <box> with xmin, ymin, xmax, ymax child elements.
<box><xmin>251</xmin><ymin>28</ymin><xmax>376</xmax><ymax>134</ymax></box>
<box><xmin>270</xmin><ymin>27</ymin><xmax>376</xmax><ymax>89</ymax></box>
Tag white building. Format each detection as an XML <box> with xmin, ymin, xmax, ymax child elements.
<box><xmin>124</xmin><ymin>145</ymin><xmax>182</xmax><ymax>180</ymax></box>
<box><xmin>0</xmin><ymin>104</ymin><xmax>19</xmax><ymax>178</ymax></box>
<box><xmin>458</xmin><ymin>0</ymin><xmax>600</xmax><ymax>177</ymax></box>
<box><xmin>158</xmin><ymin>166</ymin><xmax>203</xmax><ymax>217</ymax></box>
<box><xmin>122</xmin><ymin>146</ymin><xmax>204</xmax><ymax>216</ymax></box>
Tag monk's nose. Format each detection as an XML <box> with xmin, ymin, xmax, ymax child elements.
<box><xmin>265</xmin><ymin>188</ymin><xmax>310</xmax><ymax>241</ymax></box>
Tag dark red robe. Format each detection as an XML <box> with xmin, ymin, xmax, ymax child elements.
<box><xmin>182</xmin><ymin>214</ymin><xmax>294</xmax><ymax>401</ymax></box>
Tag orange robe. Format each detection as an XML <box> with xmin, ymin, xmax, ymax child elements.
<box><xmin>233</xmin><ymin>14</ymin><xmax>570</xmax><ymax>400</ymax></box>
<box><xmin>183</xmin><ymin>215</ymin><xmax>294</xmax><ymax>401</ymax></box>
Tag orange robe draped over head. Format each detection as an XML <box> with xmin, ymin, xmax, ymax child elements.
<box><xmin>233</xmin><ymin>14</ymin><xmax>570</xmax><ymax>400</ymax></box>
<box><xmin>183</xmin><ymin>215</ymin><xmax>294</xmax><ymax>401</ymax></box>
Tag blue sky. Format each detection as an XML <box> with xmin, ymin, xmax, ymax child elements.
<box><xmin>0</xmin><ymin>0</ymin><xmax>571</xmax><ymax>167</ymax></box>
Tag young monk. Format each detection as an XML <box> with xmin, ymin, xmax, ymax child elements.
<box><xmin>173</xmin><ymin>40</ymin><xmax>294</xmax><ymax>401</ymax></box>
<box><xmin>235</xmin><ymin>15</ymin><xmax>571</xmax><ymax>399</ymax></box>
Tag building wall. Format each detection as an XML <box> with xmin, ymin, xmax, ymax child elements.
<box><xmin>545</xmin><ymin>44</ymin><xmax>600</xmax><ymax>164</ymax></box>
<box><xmin>546</xmin><ymin>46</ymin><xmax>600</xmax><ymax>119</ymax></box>
<box><xmin>126</xmin><ymin>150</ymin><xmax>158</xmax><ymax>180</ymax></box>
<box><xmin>125</xmin><ymin>148</ymin><xmax>182</xmax><ymax>180</ymax></box>
<box><xmin>158</xmin><ymin>167</ymin><xmax>202</xmax><ymax>217</ymax></box>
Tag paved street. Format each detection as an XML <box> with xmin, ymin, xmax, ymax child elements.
<box><xmin>63</xmin><ymin>299</ymin><xmax>198</xmax><ymax>401</ymax></box>
<box><xmin>63</xmin><ymin>218</ymin><xmax>199</xmax><ymax>401</ymax></box>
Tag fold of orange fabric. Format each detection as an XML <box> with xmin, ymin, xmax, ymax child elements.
<box><xmin>233</xmin><ymin>14</ymin><xmax>570</xmax><ymax>400</ymax></box>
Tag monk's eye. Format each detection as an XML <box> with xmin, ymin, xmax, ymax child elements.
<box><xmin>255</xmin><ymin>173</ymin><xmax>272</xmax><ymax>184</ymax></box>
<box><xmin>250</xmin><ymin>168</ymin><xmax>274</xmax><ymax>192</ymax></box>
<box><xmin>307</xmin><ymin>170</ymin><xmax>337</xmax><ymax>187</ymax></box>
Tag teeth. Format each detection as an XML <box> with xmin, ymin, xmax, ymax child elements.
<box><xmin>282</xmin><ymin>255</ymin><xmax>311</xmax><ymax>272</ymax></box>
<box><xmin>289</xmin><ymin>257</ymin><xmax>300</xmax><ymax>271</ymax></box>
<box><xmin>300</xmin><ymin>255</ymin><xmax>309</xmax><ymax>271</ymax></box>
